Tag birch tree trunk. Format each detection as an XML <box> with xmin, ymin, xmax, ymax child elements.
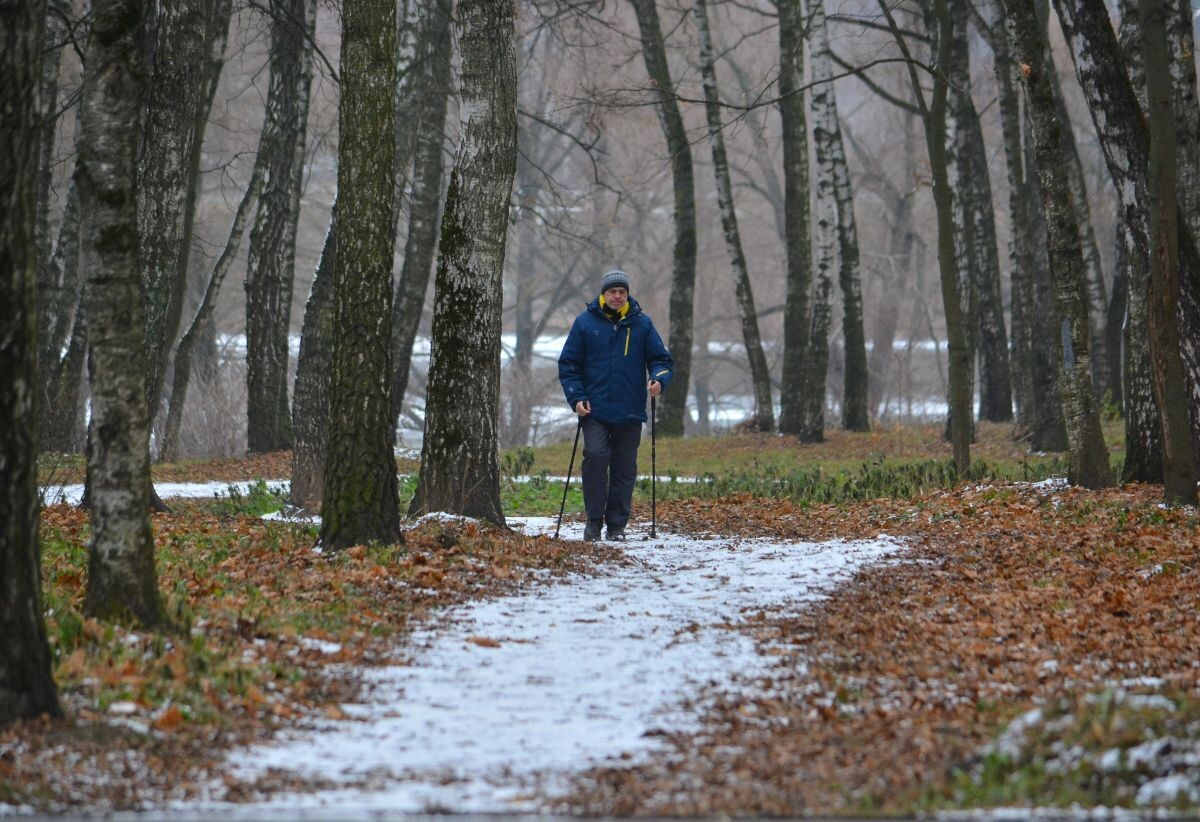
<box><xmin>1165</xmin><ymin>0</ymin><xmax>1200</xmax><ymax>469</ymax></box>
<box><xmin>810</xmin><ymin>0</ymin><xmax>869</xmax><ymax>432</ymax></box>
<box><xmin>1105</xmin><ymin>241</ymin><xmax>1128</xmax><ymax>412</ymax></box>
<box><xmin>631</xmin><ymin>0</ymin><xmax>697</xmax><ymax>438</ymax></box>
<box><xmin>801</xmin><ymin>153</ymin><xmax>834</xmax><ymax>442</ymax></box>
<box><xmin>1115</xmin><ymin>0</ymin><xmax>1164</xmax><ymax>481</ymax></box>
<box><xmin>244</xmin><ymin>0</ymin><xmax>316</xmax><ymax>453</ymax></box>
<box><xmin>882</xmin><ymin>0</ymin><xmax>971</xmax><ymax>471</ymax></box>
<box><xmin>0</xmin><ymin>0</ymin><xmax>62</xmax><ymax>726</ymax></box>
<box><xmin>39</xmin><ymin>73</ymin><xmax>87</xmax><ymax>452</ymax></box>
<box><xmin>391</xmin><ymin>0</ymin><xmax>452</xmax><ymax>428</ymax></box>
<box><xmin>289</xmin><ymin>216</ymin><xmax>336</xmax><ymax>512</ymax></box>
<box><xmin>776</xmin><ymin>0</ymin><xmax>812</xmax><ymax>435</ymax></box>
<box><xmin>320</xmin><ymin>0</ymin><xmax>401</xmax><ymax>548</ymax></box>
<box><xmin>39</xmin><ymin>181</ymin><xmax>87</xmax><ymax>453</ymax></box>
<box><xmin>138</xmin><ymin>0</ymin><xmax>209</xmax><ymax>430</ymax></box>
<box><xmin>1007</xmin><ymin>0</ymin><xmax>1114</xmax><ymax>488</ymax></box>
<box><xmin>932</xmin><ymin>0</ymin><xmax>972</xmax><ymax>471</ymax></box>
<box><xmin>1048</xmin><ymin>68</ymin><xmax>1112</xmax><ymax>404</ymax></box>
<box><xmin>43</xmin><ymin>298</ymin><xmax>89</xmax><ymax>453</ymax></box>
<box><xmin>946</xmin><ymin>0</ymin><xmax>978</xmax><ymax>440</ymax></box>
<box><xmin>1025</xmin><ymin>118</ymin><xmax>1070</xmax><ymax>451</ymax></box>
<box><xmin>34</xmin><ymin>0</ymin><xmax>71</xmax><ymax>376</ymax></box>
<box><xmin>409</xmin><ymin>0</ymin><xmax>516</xmax><ymax>524</ymax></box>
<box><xmin>1141</xmin><ymin>0</ymin><xmax>1197</xmax><ymax>501</ymax></box>
<box><xmin>988</xmin><ymin>2</ymin><xmax>1037</xmax><ymax>427</ymax></box>
<box><xmin>958</xmin><ymin>79</ymin><xmax>1014</xmax><ymax>425</ymax></box>
<box><xmin>694</xmin><ymin>0</ymin><xmax>774</xmax><ymax>432</ymax></box>
<box><xmin>34</xmin><ymin>0</ymin><xmax>67</xmax><ymax>275</ymax></box>
<box><xmin>1052</xmin><ymin>0</ymin><xmax>1195</xmax><ymax>491</ymax></box>
<box><xmin>79</xmin><ymin>0</ymin><xmax>164</xmax><ymax>626</ymax></box>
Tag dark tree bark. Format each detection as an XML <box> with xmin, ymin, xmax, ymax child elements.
<box><xmin>409</xmin><ymin>0</ymin><xmax>517</xmax><ymax>524</ymax></box>
<box><xmin>138</xmin><ymin>0</ymin><xmax>210</xmax><ymax>430</ymax></box>
<box><xmin>289</xmin><ymin>215</ymin><xmax>336</xmax><ymax>512</ymax></box>
<box><xmin>776</xmin><ymin>0</ymin><xmax>812</xmax><ymax>435</ymax></box>
<box><xmin>391</xmin><ymin>0</ymin><xmax>452</xmax><ymax>428</ymax></box>
<box><xmin>42</xmin><ymin>296</ymin><xmax>89</xmax><ymax>454</ymax></box>
<box><xmin>78</xmin><ymin>0</ymin><xmax>164</xmax><ymax>626</ymax></box>
<box><xmin>955</xmin><ymin>23</ymin><xmax>1012</xmax><ymax>422</ymax></box>
<box><xmin>801</xmin><ymin>145</ymin><xmax>834</xmax><ymax>442</ymax></box>
<box><xmin>245</xmin><ymin>0</ymin><xmax>316</xmax><ymax>453</ymax></box>
<box><xmin>1165</xmin><ymin>0</ymin><xmax>1200</xmax><ymax>469</ymax></box>
<box><xmin>694</xmin><ymin>0</ymin><xmax>774</xmax><ymax>432</ymax></box>
<box><xmin>39</xmin><ymin>117</ymin><xmax>87</xmax><ymax>452</ymax></box>
<box><xmin>39</xmin><ymin>179</ymin><xmax>87</xmax><ymax>453</ymax></box>
<box><xmin>1115</xmin><ymin>0</ymin><xmax>1164</xmax><ymax>482</ymax></box>
<box><xmin>34</xmin><ymin>0</ymin><xmax>72</xmax><ymax>378</ymax></box>
<box><xmin>1140</xmin><ymin>0</ymin><xmax>1197</xmax><ymax>501</ymax></box>
<box><xmin>1048</xmin><ymin>64</ymin><xmax>1112</xmax><ymax>404</ymax></box>
<box><xmin>987</xmin><ymin>0</ymin><xmax>1037</xmax><ymax>427</ymax></box>
<box><xmin>882</xmin><ymin>0</ymin><xmax>971</xmax><ymax>472</ymax></box>
<box><xmin>320</xmin><ymin>0</ymin><xmax>401</xmax><ymax>548</ymax></box>
<box><xmin>946</xmin><ymin>0</ymin><xmax>978</xmax><ymax>442</ymax></box>
<box><xmin>1105</xmin><ymin>240</ymin><xmax>1128</xmax><ymax>412</ymax></box>
<box><xmin>1052</xmin><ymin>0</ymin><xmax>1196</xmax><ymax>490</ymax></box>
<box><xmin>0</xmin><ymin>0</ymin><xmax>63</xmax><ymax>726</ymax></box>
<box><xmin>1006</xmin><ymin>0</ymin><xmax>1115</xmax><ymax>488</ymax></box>
<box><xmin>1025</xmin><ymin>115</ymin><xmax>1070</xmax><ymax>452</ymax></box>
<box><xmin>631</xmin><ymin>0</ymin><xmax>697</xmax><ymax>439</ymax></box>
<box><xmin>34</xmin><ymin>0</ymin><xmax>68</xmax><ymax>276</ymax></box>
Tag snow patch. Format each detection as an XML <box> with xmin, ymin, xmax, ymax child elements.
<box><xmin>41</xmin><ymin>480</ymin><xmax>290</xmax><ymax>507</ymax></box>
<box><xmin>173</xmin><ymin>519</ymin><xmax>905</xmax><ymax>814</ymax></box>
<box><xmin>1136</xmin><ymin>774</ymin><xmax>1200</xmax><ymax>805</ymax></box>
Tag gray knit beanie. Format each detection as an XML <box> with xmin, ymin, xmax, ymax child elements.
<box><xmin>599</xmin><ymin>269</ymin><xmax>630</xmax><ymax>294</ymax></box>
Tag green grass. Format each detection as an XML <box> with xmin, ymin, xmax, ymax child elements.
<box><xmin>487</xmin><ymin>455</ymin><xmax>1068</xmax><ymax>516</ymax></box>
<box><xmin>201</xmin><ymin>480</ymin><xmax>291</xmax><ymax>518</ymax></box>
<box><xmin>509</xmin><ymin>421</ymin><xmax>1099</xmax><ymax>479</ymax></box>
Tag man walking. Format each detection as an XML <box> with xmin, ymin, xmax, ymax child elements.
<box><xmin>558</xmin><ymin>270</ymin><xmax>673</xmax><ymax>541</ymax></box>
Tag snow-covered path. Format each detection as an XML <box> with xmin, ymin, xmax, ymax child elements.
<box><xmin>177</xmin><ymin>518</ymin><xmax>903</xmax><ymax>816</ymax></box>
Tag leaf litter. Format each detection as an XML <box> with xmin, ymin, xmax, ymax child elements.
<box><xmin>4</xmin><ymin>472</ymin><xmax>1199</xmax><ymax>816</ymax></box>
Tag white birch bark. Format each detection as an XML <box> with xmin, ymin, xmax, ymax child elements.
<box><xmin>811</xmin><ymin>0</ymin><xmax>870</xmax><ymax>431</ymax></box>
<box><xmin>79</xmin><ymin>0</ymin><xmax>163</xmax><ymax>626</ymax></box>
<box><xmin>693</xmin><ymin>0</ymin><xmax>774</xmax><ymax>432</ymax></box>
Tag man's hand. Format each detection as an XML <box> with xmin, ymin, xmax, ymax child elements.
<box><xmin>575</xmin><ymin>400</ymin><xmax>591</xmax><ymax>416</ymax></box>
<box><xmin>648</xmin><ymin>380</ymin><xmax>662</xmax><ymax>397</ymax></box>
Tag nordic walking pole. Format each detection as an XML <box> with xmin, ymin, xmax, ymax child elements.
<box><xmin>650</xmin><ymin>394</ymin><xmax>657</xmax><ymax>539</ymax></box>
<box><xmin>554</xmin><ymin>417</ymin><xmax>584</xmax><ymax>539</ymax></box>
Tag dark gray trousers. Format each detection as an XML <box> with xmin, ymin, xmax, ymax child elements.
<box><xmin>580</xmin><ymin>416</ymin><xmax>642</xmax><ymax>527</ymax></box>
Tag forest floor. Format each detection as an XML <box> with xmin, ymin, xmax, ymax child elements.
<box><xmin>6</xmin><ymin>423</ymin><xmax>1200</xmax><ymax>816</ymax></box>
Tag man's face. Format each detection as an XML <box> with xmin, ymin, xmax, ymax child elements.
<box><xmin>603</xmin><ymin>286</ymin><xmax>628</xmax><ymax>311</ymax></box>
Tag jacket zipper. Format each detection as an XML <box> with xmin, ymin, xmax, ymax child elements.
<box><xmin>624</xmin><ymin>327</ymin><xmax>631</xmax><ymax>356</ymax></box>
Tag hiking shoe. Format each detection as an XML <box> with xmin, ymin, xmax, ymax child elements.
<box><xmin>583</xmin><ymin>519</ymin><xmax>603</xmax><ymax>542</ymax></box>
<box><xmin>606</xmin><ymin>525</ymin><xmax>626</xmax><ymax>541</ymax></box>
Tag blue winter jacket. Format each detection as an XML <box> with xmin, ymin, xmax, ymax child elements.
<box><xmin>558</xmin><ymin>296</ymin><xmax>674</xmax><ymax>424</ymax></box>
